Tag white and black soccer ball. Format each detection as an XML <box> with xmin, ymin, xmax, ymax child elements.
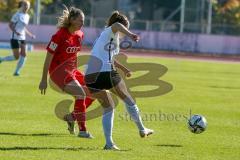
<box><xmin>188</xmin><ymin>115</ymin><xmax>207</xmax><ymax>134</ymax></box>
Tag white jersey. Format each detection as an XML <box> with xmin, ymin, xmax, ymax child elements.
<box><xmin>87</xmin><ymin>27</ymin><xmax>120</xmax><ymax>74</ymax></box>
<box><xmin>10</xmin><ymin>11</ymin><xmax>30</xmax><ymax>40</ymax></box>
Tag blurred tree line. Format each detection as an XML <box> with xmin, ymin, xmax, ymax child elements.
<box><xmin>213</xmin><ymin>0</ymin><xmax>240</xmax><ymax>25</ymax></box>
<box><xmin>213</xmin><ymin>0</ymin><xmax>240</xmax><ymax>34</ymax></box>
<box><xmin>1</xmin><ymin>0</ymin><xmax>239</xmax><ymax>23</ymax></box>
<box><xmin>41</xmin><ymin>0</ymin><xmax>91</xmax><ymax>15</ymax></box>
<box><xmin>0</xmin><ymin>0</ymin><xmax>92</xmax><ymax>21</ymax></box>
<box><xmin>0</xmin><ymin>0</ymin><xmax>239</xmax><ymax>35</ymax></box>
<box><xmin>0</xmin><ymin>0</ymin><xmax>180</xmax><ymax>21</ymax></box>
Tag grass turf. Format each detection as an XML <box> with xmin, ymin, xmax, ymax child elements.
<box><xmin>0</xmin><ymin>50</ymin><xmax>239</xmax><ymax>160</ymax></box>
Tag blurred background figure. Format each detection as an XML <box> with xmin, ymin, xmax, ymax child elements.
<box><xmin>0</xmin><ymin>0</ymin><xmax>35</xmax><ymax>76</ymax></box>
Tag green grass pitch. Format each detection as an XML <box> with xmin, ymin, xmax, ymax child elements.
<box><xmin>0</xmin><ymin>49</ymin><xmax>239</xmax><ymax>160</ymax></box>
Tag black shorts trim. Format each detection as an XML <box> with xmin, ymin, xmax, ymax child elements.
<box><xmin>10</xmin><ymin>39</ymin><xmax>26</xmax><ymax>49</ymax></box>
<box><xmin>85</xmin><ymin>71</ymin><xmax>121</xmax><ymax>92</ymax></box>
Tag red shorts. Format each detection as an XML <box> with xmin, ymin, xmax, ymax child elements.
<box><xmin>50</xmin><ymin>69</ymin><xmax>85</xmax><ymax>91</ymax></box>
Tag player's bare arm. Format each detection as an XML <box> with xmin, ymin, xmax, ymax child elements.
<box><xmin>25</xmin><ymin>28</ymin><xmax>36</xmax><ymax>39</ymax></box>
<box><xmin>39</xmin><ymin>52</ymin><xmax>53</xmax><ymax>95</ymax></box>
<box><xmin>114</xmin><ymin>59</ymin><xmax>131</xmax><ymax>77</ymax></box>
<box><xmin>9</xmin><ymin>21</ymin><xmax>21</xmax><ymax>36</ymax></box>
<box><xmin>111</xmin><ymin>22</ymin><xmax>140</xmax><ymax>42</ymax></box>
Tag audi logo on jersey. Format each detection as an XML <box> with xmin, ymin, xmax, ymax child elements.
<box><xmin>66</xmin><ymin>47</ymin><xmax>81</xmax><ymax>53</ymax></box>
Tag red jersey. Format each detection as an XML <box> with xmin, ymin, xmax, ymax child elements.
<box><xmin>46</xmin><ymin>27</ymin><xmax>84</xmax><ymax>74</ymax></box>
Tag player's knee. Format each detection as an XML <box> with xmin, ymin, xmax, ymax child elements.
<box><xmin>74</xmin><ymin>93</ymin><xmax>86</xmax><ymax>99</ymax></box>
<box><xmin>20</xmin><ymin>52</ymin><xmax>26</xmax><ymax>57</ymax></box>
<box><xmin>124</xmin><ymin>97</ymin><xmax>135</xmax><ymax>106</ymax></box>
<box><xmin>74</xmin><ymin>96</ymin><xmax>81</xmax><ymax>99</ymax></box>
<box><xmin>14</xmin><ymin>55</ymin><xmax>19</xmax><ymax>60</ymax></box>
<box><xmin>100</xmin><ymin>97</ymin><xmax>114</xmax><ymax>108</ymax></box>
<box><xmin>103</xmin><ymin>105</ymin><xmax>114</xmax><ymax>112</ymax></box>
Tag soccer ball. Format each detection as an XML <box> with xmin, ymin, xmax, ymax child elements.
<box><xmin>188</xmin><ymin>115</ymin><xmax>207</xmax><ymax>134</ymax></box>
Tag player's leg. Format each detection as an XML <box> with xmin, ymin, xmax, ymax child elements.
<box><xmin>73</xmin><ymin>97</ymin><xmax>94</xmax><ymax>138</ymax></box>
<box><xmin>77</xmin><ymin>97</ymin><xmax>95</xmax><ymax>137</ymax></box>
<box><xmin>85</xmin><ymin>72</ymin><xmax>119</xmax><ymax>150</ymax></box>
<box><xmin>63</xmin><ymin>97</ymin><xmax>90</xmax><ymax>136</ymax></box>
<box><xmin>64</xmin><ymin>79</ymin><xmax>86</xmax><ymax>98</ymax></box>
<box><xmin>91</xmin><ymin>90</ymin><xmax>119</xmax><ymax>150</ymax></box>
<box><xmin>71</xmin><ymin>96</ymin><xmax>95</xmax><ymax>138</ymax></box>
<box><xmin>63</xmin><ymin>80</ymin><xmax>90</xmax><ymax>136</ymax></box>
<box><xmin>110</xmin><ymin>79</ymin><xmax>154</xmax><ymax>138</ymax></box>
<box><xmin>85</xmin><ymin>97</ymin><xmax>94</xmax><ymax>108</ymax></box>
<box><xmin>14</xmin><ymin>40</ymin><xmax>27</xmax><ymax>76</ymax></box>
<box><xmin>69</xmin><ymin>71</ymin><xmax>95</xmax><ymax>138</ymax></box>
<box><xmin>0</xmin><ymin>39</ymin><xmax>19</xmax><ymax>63</ymax></box>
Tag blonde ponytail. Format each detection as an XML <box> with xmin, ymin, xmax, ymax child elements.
<box><xmin>57</xmin><ymin>6</ymin><xmax>84</xmax><ymax>28</ymax></box>
<box><xmin>57</xmin><ymin>6</ymin><xmax>70</xmax><ymax>28</ymax></box>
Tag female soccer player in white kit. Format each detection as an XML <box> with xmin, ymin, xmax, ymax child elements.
<box><xmin>85</xmin><ymin>11</ymin><xmax>153</xmax><ymax>150</ymax></box>
<box><xmin>0</xmin><ymin>0</ymin><xmax>35</xmax><ymax>76</ymax></box>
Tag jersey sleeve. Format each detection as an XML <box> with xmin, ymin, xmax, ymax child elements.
<box><xmin>46</xmin><ymin>31</ymin><xmax>62</xmax><ymax>55</ymax></box>
<box><xmin>11</xmin><ymin>13</ymin><xmax>19</xmax><ymax>23</ymax></box>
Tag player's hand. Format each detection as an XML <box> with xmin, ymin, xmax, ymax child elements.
<box><xmin>31</xmin><ymin>34</ymin><xmax>36</xmax><ymax>39</ymax></box>
<box><xmin>125</xmin><ymin>71</ymin><xmax>132</xmax><ymax>77</ymax></box>
<box><xmin>15</xmin><ymin>32</ymin><xmax>21</xmax><ymax>36</ymax></box>
<box><xmin>129</xmin><ymin>33</ymin><xmax>140</xmax><ymax>42</ymax></box>
<box><xmin>123</xmin><ymin>68</ymin><xmax>132</xmax><ymax>77</ymax></box>
<box><xmin>39</xmin><ymin>80</ymin><xmax>47</xmax><ymax>95</ymax></box>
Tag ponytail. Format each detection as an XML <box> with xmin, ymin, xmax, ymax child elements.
<box><xmin>18</xmin><ymin>0</ymin><xmax>29</xmax><ymax>8</ymax></box>
<box><xmin>107</xmin><ymin>10</ymin><xmax>129</xmax><ymax>28</ymax></box>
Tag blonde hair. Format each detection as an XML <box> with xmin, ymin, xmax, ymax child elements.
<box><xmin>107</xmin><ymin>10</ymin><xmax>129</xmax><ymax>28</ymax></box>
<box><xmin>57</xmin><ymin>6</ymin><xmax>84</xmax><ymax>28</ymax></box>
<box><xmin>18</xmin><ymin>0</ymin><xmax>30</xmax><ymax>8</ymax></box>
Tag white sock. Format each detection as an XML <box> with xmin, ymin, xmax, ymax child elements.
<box><xmin>102</xmin><ymin>107</ymin><xmax>114</xmax><ymax>146</ymax></box>
<box><xmin>2</xmin><ymin>55</ymin><xmax>16</xmax><ymax>61</ymax></box>
<box><xmin>15</xmin><ymin>56</ymin><xmax>26</xmax><ymax>74</ymax></box>
<box><xmin>125</xmin><ymin>103</ymin><xmax>145</xmax><ymax>131</ymax></box>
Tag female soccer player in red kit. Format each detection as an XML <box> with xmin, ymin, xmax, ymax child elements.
<box><xmin>39</xmin><ymin>7</ymin><xmax>94</xmax><ymax>138</ymax></box>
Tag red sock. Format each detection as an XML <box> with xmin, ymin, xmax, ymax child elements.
<box><xmin>72</xmin><ymin>99</ymin><xmax>86</xmax><ymax>131</ymax></box>
<box><xmin>85</xmin><ymin>97</ymin><xmax>94</xmax><ymax>108</ymax></box>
